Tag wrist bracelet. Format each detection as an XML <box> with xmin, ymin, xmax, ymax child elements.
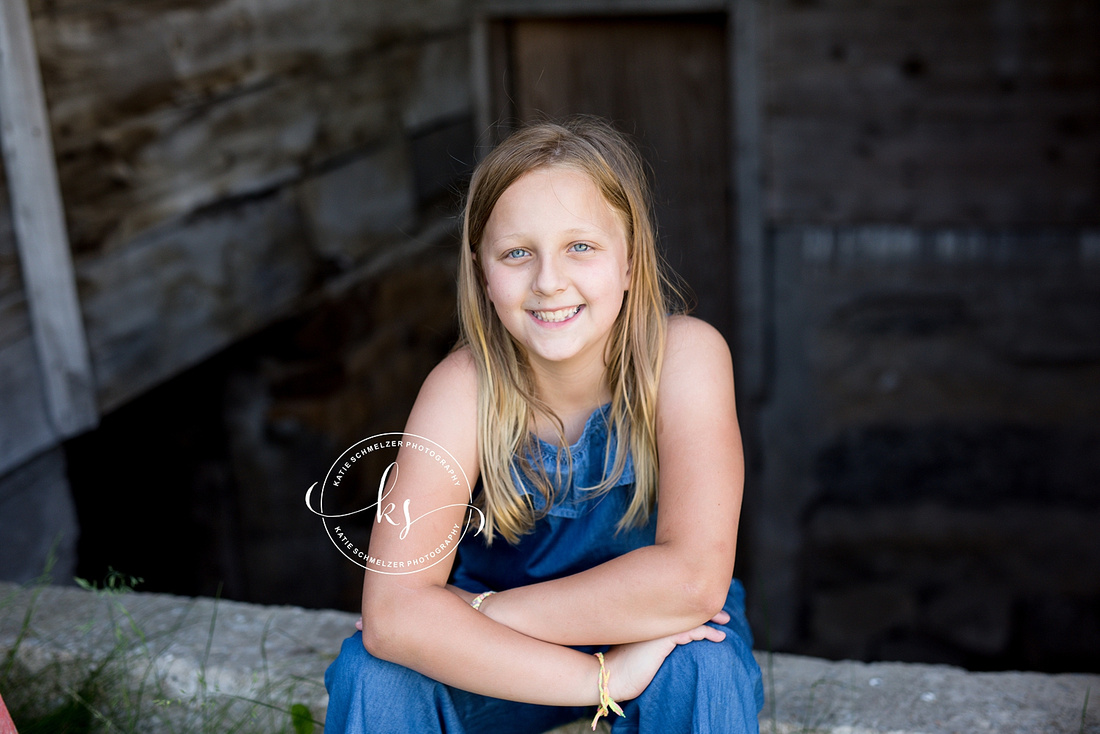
<box><xmin>470</xmin><ymin>590</ymin><xmax>496</xmax><ymax>611</ymax></box>
<box><xmin>591</xmin><ymin>651</ymin><xmax>624</xmax><ymax>729</ymax></box>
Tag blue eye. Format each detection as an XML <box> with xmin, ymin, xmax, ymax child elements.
<box><xmin>570</xmin><ymin>242</ymin><xmax>593</xmax><ymax>252</ymax></box>
<box><xmin>505</xmin><ymin>248</ymin><xmax>528</xmax><ymax>259</ymax></box>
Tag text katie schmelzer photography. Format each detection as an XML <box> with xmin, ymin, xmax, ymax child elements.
<box><xmin>304</xmin><ymin>432</ymin><xmax>483</xmax><ymax>574</ymax></box>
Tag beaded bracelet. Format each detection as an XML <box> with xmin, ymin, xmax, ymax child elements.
<box><xmin>470</xmin><ymin>590</ymin><xmax>496</xmax><ymax>611</ymax></box>
<box><xmin>591</xmin><ymin>652</ymin><xmax>624</xmax><ymax>730</ymax></box>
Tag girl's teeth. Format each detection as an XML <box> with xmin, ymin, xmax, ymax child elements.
<box><xmin>532</xmin><ymin>306</ymin><xmax>580</xmax><ymax>323</ymax></box>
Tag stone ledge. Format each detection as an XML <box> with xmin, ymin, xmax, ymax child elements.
<box><xmin>0</xmin><ymin>581</ymin><xmax>1096</xmax><ymax>733</ymax></box>
<box><xmin>0</xmin><ymin>580</ymin><xmax>340</xmax><ymax>732</ymax></box>
<box><xmin>760</xmin><ymin>653</ymin><xmax>1098</xmax><ymax>734</ymax></box>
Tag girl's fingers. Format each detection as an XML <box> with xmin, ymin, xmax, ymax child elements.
<box><xmin>701</xmin><ymin>625</ymin><xmax>727</xmax><ymax>643</ymax></box>
<box><xmin>711</xmin><ymin>609</ymin><xmax>731</xmax><ymax>625</ymax></box>
<box><xmin>671</xmin><ymin>624</ymin><xmax>726</xmax><ymax>646</ymax></box>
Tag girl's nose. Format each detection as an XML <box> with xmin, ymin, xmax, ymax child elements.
<box><xmin>533</xmin><ymin>255</ymin><xmax>567</xmax><ymax>295</ymax></box>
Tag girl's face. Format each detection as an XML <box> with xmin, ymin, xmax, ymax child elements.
<box><xmin>479</xmin><ymin>166</ymin><xmax>631</xmax><ymax>376</ymax></box>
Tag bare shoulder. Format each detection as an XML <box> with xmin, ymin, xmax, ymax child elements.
<box><xmin>406</xmin><ymin>347</ymin><xmax>479</xmax><ymax>449</ymax></box>
<box><xmin>424</xmin><ymin>347</ymin><xmax>478</xmax><ymax>391</ymax></box>
<box><xmin>657</xmin><ymin>315</ymin><xmax>736</xmax><ymax>428</ymax></box>
<box><xmin>415</xmin><ymin>347</ymin><xmax>477</xmax><ymax>403</ymax></box>
<box><xmin>662</xmin><ymin>315</ymin><xmax>733</xmax><ymax>383</ymax></box>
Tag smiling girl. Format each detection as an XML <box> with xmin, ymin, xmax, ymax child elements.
<box><xmin>324</xmin><ymin>117</ymin><xmax>764</xmax><ymax>733</ymax></box>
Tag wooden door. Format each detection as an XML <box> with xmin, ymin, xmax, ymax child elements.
<box><xmin>487</xmin><ymin>15</ymin><xmax>735</xmax><ymax>342</ymax></box>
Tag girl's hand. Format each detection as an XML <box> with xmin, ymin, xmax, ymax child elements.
<box><xmin>602</xmin><ymin>612</ymin><xmax>728</xmax><ymax>701</ymax></box>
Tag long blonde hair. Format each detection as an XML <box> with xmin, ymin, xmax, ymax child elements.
<box><xmin>457</xmin><ymin>116</ymin><xmax>682</xmax><ymax>544</ymax></box>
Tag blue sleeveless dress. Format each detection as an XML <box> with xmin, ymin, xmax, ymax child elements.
<box><xmin>324</xmin><ymin>405</ymin><xmax>764</xmax><ymax>733</ymax></box>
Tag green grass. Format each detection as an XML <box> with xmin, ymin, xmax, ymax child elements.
<box><xmin>0</xmin><ymin>563</ymin><xmax>323</xmax><ymax>734</ymax></box>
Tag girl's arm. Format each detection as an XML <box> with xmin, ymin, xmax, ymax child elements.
<box><xmin>357</xmin><ymin>349</ymin><xmax>722</xmax><ymax>704</ymax></box>
<box><xmin>474</xmin><ymin>316</ymin><xmax>745</xmax><ymax>646</ymax></box>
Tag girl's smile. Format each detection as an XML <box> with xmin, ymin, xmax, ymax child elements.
<box><xmin>479</xmin><ymin>166</ymin><xmax>631</xmax><ymax>373</ymax></box>
<box><xmin>530</xmin><ymin>305</ymin><xmax>583</xmax><ymax>324</ymax></box>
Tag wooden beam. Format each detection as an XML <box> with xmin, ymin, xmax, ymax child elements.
<box><xmin>480</xmin><ymin>0</ymin><xmax>726</xmax><ymax>17</ymax></box>
<box><xmin>0</xmin><ymin>0</ymin><xmax>97</xmax><ymax>437</ymax></box>
<box><xmin>731</xmin><ymin>0</ymin><xmax>767</xmax><ymax>399</ymax></box>
<box><xmin>471</xmin><ymin>16</ymin><xmax>493</xmax><ymax>142</ymax></box>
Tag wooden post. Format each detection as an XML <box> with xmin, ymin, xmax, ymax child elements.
<box><xmin>731</xmin><ymin>0</ymin><xmax>767</xmax><ymax>400</ymax></box>
<box><xmin>0</xmin><ymin>0</ymin><xmax>98</xmax><ymax>437</ymax></box>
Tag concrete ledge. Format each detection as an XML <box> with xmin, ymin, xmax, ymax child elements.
<box><xmin>1</xmin><ymin>582</ymin><xmax>1097</xmax><ymax>733</ymax></box>
<box><xmin>760</xmin><ymin>653</ymin><xmax>1098</xmax><ymax>734</ymax></box>
<box><xmin>0</xmin><ymin>580</ymin><xmax>341</xmax><ymax>732</ymax></box>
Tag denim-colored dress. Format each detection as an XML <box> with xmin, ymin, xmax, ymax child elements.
<box><xmin>324</xmin><ymin>405</ymin><xmax>764</xmax><ymax>733</ymax></box>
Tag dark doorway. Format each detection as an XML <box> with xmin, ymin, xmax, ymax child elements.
<box><xmin>486</xmin><ymin>14</ymin><xmax>735</xmax><ymax>342</ymax></box>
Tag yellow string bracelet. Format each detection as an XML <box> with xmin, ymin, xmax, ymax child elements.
<box><xmin>470</xmin><ymin>590</ymin><xmax>496</xmax><ymax>611</ymax></box>
<box><xmin>591</xmin><ymin>651</ymin><xmax>624</xmax><ymax>730</ymax></box>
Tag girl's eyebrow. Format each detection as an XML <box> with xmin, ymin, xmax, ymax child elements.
<box><xmin>490</xmin><ymin>226</ymin><xmax>607</xmax><ymax>247</ymax></box>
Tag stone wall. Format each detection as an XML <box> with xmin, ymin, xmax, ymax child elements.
<box><xmin>0</xmin><ymin>0</ymin><xmax>475</xmax><ymax>597</ymax></box>
<box><xmin>747</xmin><ymin>0</ymin><xmax>1100</xmax><ymax>671</ymax></box>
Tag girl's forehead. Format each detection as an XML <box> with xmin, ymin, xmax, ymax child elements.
<box><xmin>486</xmin><ymin>169</ymin><xmax>624</xmax><ymax>244</ymax></box>
<box><xmin>503</xmin><ymin>164</ymin><xmax>598</xmax><ymax>197</ymax></box>
<box><xmin>488</xmin><ymin>165</ymin><xmax>626</xmax><ymax>232</ymax></box>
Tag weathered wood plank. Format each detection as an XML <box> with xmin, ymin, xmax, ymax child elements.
<box><xmin>479</xmin><ymin>0</ymin><xmax>726</xmax><ymax>15</ymax></box>
<box><xmin>0</xmin><ymin>159</ymin><xmax>43</xmax><ymax>477</ymax></box>
<box><xmin>0</xmin><ymin>0</ymin><xmax>97</xmax><ymax>437</ymax></box>
<box><xmin>77</xmin><ymin>190</ymin><xmax>316</xmax><ymax>412</ymax></box>
<box><xmin>763</xmin><ymin>0</ymin><xmax>1100</xmax><ymax>225</ymax></box>
<box><xmin>29</xmin><ymin>0</ymin><xmax>470</xmax><ymax>254</ymax></box>
<box><xmin>11</xmin><ymin>0</ymin><xmax>473</xmax><ymax>418</ymax></box>
<box><xmin>0</xmin><ymin>173</ymin><xmax>25</xmax><ymax>341</ymax></box>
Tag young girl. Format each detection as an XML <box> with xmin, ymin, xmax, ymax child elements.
<box><xmin>324</xmin><ymin>117</ymin><xmax>764</xmax><ymax>733</ymax></box>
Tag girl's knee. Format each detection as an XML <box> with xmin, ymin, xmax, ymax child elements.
<box><xmin>652</xmin><ymin>634</ymin><xmax>762</xmax><ymax>707</ymax></box>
